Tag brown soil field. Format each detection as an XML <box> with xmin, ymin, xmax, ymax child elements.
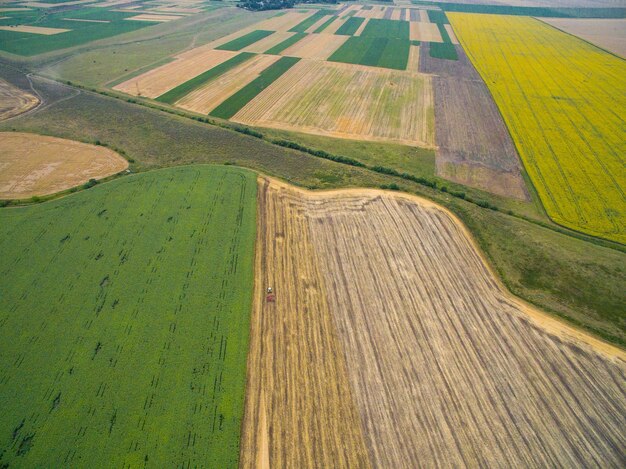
<box><xmin>233</xmin><ymin>60</ymin><xmax>435</xmax><ymax>147</ymax></box>
<box><xmin>305</xmin><ymin>14</ymin><xmax>332</xmax><ymax>33</ymax></box>
<box><xmin>242</xmin><ymin>31</ymin><xmax>297</xmax><ymax>53</ymax></box>
<box><xmin>319</xmin><ymin>16</ymin><xmax>346</xmax><ymax>34</ymax></box>
<box><xmin>280</xmin><ymin>33</ymin><xmax>348</xmax><ymax>60</ymax></box>
<box><xmin>0</xmin><ymin>25</ymin><xmax>69</xmax><ymax>34</ymax></box>
<box><xmin>410</xmin><ymin>21</ymin><xmax>442</xmax><ymax>42</ymax></box>
<box><xmin>541</xmin><ymin>18</ymin><xmax>626</xmax><ymax>57</ymax></box>
<box><xmin>176</xmin><ymin>54</ymin><xmax>279</xmax><ymax>114</ymax></box>
<box><xmin>0</xmin><ymin>78</ymin><xmax>39</xmax><ymax>121</ymax></box>
<box><xmin>420</xmin><ymin>44</ymin><xmax>528</xmax><ymax>199</ymax></box>
<box><xmin>255</xmin><ymin>10</ymin><xmax>313</xmax><ymax>32</ymax></box>
<box><xmin>0</xmin><ymin>132</ymin><xmax>128</xmax><ymax>199</ymax></box>
<box><xmin>114</xmin><ymin>48</ymin><xmax>237</xmax><ymax>98</ymax></box>
<box><xmin>241</xmin><ymin>177</ymin><xmax>626</xmax><ymax>468</ymax></box>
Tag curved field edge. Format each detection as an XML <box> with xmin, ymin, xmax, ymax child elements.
<box><xmin>245</xmin><ymin>177</ymin><xmax>625</xmax><ymax>467</ymax></box>
<box><xmin>0</xmin><ymin>165</ymin><xmax>257</xmax><ymax>468</ymax></box>
<box><xmin>1</xmin><ymin>72</ymin><xmax>623</xmax><ymax>348</ymax></box>
<box><xmin>449</xmin><ymin>14</ymin><xmax>626</xmax><ymax>244</ymax></box>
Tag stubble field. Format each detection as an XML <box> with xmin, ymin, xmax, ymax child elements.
<box><xmin>0</xmin><ymin>77</ymin><xmax>38</xmax><ymax>121</ymax></box>
<box><xmin>243</xmin><ymin>177</ymin><xmax>626</xmax><ymax>468</ymax></box>
<box><xmin>0</xmin><ymin>132</ymin><xmax>128</xmax><ymax>199</ymax></box>
<box><xmin>232</xmin><ymin>59</ymin><xmax>435</xmax><ymax>147</ymax></box>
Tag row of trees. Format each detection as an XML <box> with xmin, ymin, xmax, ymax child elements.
<box><xmin>239</xmin><ymin>0</ymin><xmax>341</xmax><ymax>12</ymax></box>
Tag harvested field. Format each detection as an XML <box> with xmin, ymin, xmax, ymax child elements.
<box><xmin>233</xmin><ymin>60</ymin><xmax>434</xmax><ymax>147</ymax></box>
<box><xmin>321</xmin><ymin>16</ymin><xmax>346</xmax><ymax>35</ymax></box>
<box><xmin>0</xmin><ymin>132</ymin><xmax>128</xmax><ymax>199</ymax></box>
<box><xmin>406</xmin><ymin>43</ymin><xmax>420</xmax><ymax>70</ymax></box>
<box><xmin>305</xmin><ymin>14</ymin><xmax>332</xmax><ymax>34</ymax></box>
<box><xmin>114</xmin><ymin>49</ymin><xmax>237</xmax><ymax>98</ymax></box>
<box><xmin>541</xmin><ymin>18</ymin><xmax>626</xmax><ymax>57</ymax></box>
<box><xmin>410</xmin><ymin>21</ymin><xmax>442</xmax><ymax>42</ymax></box>
<box><xmin>279</xmin><ymin>33</ymin><xmax>348</xmax><ymax>60</ymax></box>
<box><xmin>0</xmin><ymin>25</ymin><xmax>70</xmax><ymax>35</ymax></box>
<box><xmin>0</xmin><ymin>78</ymin><xmax>38</xmax><ymax>121</ymax></box>
<box><xmin>255</xmin><ymin>11</ymin><xmax>312</xmax><ymax>32</ymax></box>
<box><xmin>176</xmin><ymin>54</ymin><xmax>280</xmax><ymax>115</ymax></box>
<box><xmin>239</xmin><ymin>178</ymin><xmax>371</xmax><ymax>469</ymax></box>
<box><xmin>125</xmin><ymin>13</ymin><xmax>182</xmax><ymax>21</ymax></box>
<box><xmin>445</xmin><ymin>23</ymin><xmax>459</xmax><ymax>44</ymax></box>
<box><xmin>243</xmin><ymin>178</ymin><xmax>626</xmax><ymax>468</ymax></box>
<box><xmin>241</xmin><ymin>31</ymin><xmax>297</xmax><ymax>53</ymax></box>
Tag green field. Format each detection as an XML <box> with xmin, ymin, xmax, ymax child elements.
<box><xmin>289</xmin><ymin>9</ymin><xmax>335</xmax><ymax>32</ymax></box>
<box><xmin>0</xmin><ymin>7</ymin><xmax>159</xmax><ymax>56</ymax></box>
<box><xmin>360</xmin><ymin>19</ymin><xmax>410</xmax><ymax>39</ymax></box>
<box><xmin>0</xmin><ymin>166</ymin><xmax>257</xmax><ymax>467</ymax></box>
<box><xmin>335</xmin><ymin>16</ymin><xmax>365</xmax><ymax>35</ymax></box>
<box><xmin>156</xmin><ymin>52</ymin><xmax>255</xmax><ymax>104</ymax></box>
<box><xmin>328</xmin><ymin>36</ymin><xmax>410</xmax><ymax>70</ymax></box>
<box><xmin>265</xmin><ymin>33</ymin><xmax>306</xmax><ymax>54</ymax></box>
<box><xmin>314</xmin><ymin>16</ymin><xmax>338</xmax><ymax>33</ymax></box>
<box><xmin>215</xmin><ymin>30</ymin><xmax>274</xmax><ymax>51</ymax></box>
<box><xmin>210</xmin><ymin>56</ymin><xmax>300</xmax><ymax>119</ymax></box>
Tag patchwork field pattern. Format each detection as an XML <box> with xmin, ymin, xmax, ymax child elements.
<box><xmin>244</xmin><ymin>178</ymin><xmax>626</xmax><ymax>467</ymax></box>
<box><xmin>232</xmin><ymin>59</ymin><xmax>434</xmax><ymax>147</ymax></box>
<box><xmin>0</xmin><ymin>77</ymin><xmax>38</xmax><ymax>121</ymax></box>
<box><xmin>0</xmin><ymin>132</ymin><xmax>128</xmax><ymax>199</ymax></box>
<box><xmin>0</xmin><ymin>3</ymin><xmax>182</xmax><ymax>56</ymax></box>
<box><xmin>451</xmin><ymin>14</ymin><xmax>626</xmax><ymax>243</ymax></box>
<box><xmin>0</xmin><ymin>166</ymin><xmax>257</xmax><ymax>467</ymax></box>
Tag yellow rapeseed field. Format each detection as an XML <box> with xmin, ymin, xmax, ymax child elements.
<box><xmin>449</xmin><ymin>13</ymin><xmax>626</xmax><ymax>244</ymax></box>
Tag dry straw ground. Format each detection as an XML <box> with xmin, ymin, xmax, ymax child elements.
<box><xmin>241</xmin><ymin>177</ymin><xmax>626</xmax><ymax>468</ymax></box>
<box><xmin>0</xmin><ymin>78</ymin><xmax>38</xmax><ymax>121</ymax></box>
<box><xmin>0</xmin><ymin>132</ymin><xmax>128</xmax><ymax>198</ymax></box>
<box><xmin>233</xmin><ymin>60</ymin><xmax>435</xmax><ymax>147</ymax></box>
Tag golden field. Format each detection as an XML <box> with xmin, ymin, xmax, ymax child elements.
<box><xmin>449</xmin><ymin>13</ymin><xmax>626</xmax><ymax>244</ymax></box>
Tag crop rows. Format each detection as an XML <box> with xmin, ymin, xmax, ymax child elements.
<box><xmin>0</xmin><ymin>166</ymin><xmax>257</xmax><ymax>468</ymax></box>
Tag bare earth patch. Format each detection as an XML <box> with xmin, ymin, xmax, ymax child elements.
<box><xmin>0</xmin><ymin>78</ymin><xmax>39</xmax><ymax>121</ymax></box>
<box><xmin>233</xmin><ymin>59</ymin><xmax>435</xmax><ymax>147</ymax></box>
<box><xmin>0</xmin><ymin>132</ymin><xmax>128</xmax><ymax>199</ymax></box>
<box><xmin>241</xmin><ymin>177</ymin><xmax>626</xmax><ymax>468</ymax></box>
<box><xmin>280</xmin><ymin>33</ymin><xmax>349</xmax><ymax>60</ymax></box>
<box><xmin>410</xmin><ymin>21</ymin><xmax>442</xmax><ymax>42</ymax></box>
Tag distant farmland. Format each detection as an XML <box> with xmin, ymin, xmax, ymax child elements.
<box><xmin>0</xmin><ymin>166</ymin><xmax>257</xmax><ymax>467</ymax></box>
<box><xmin>450</xmin><ymin>14</ymin><xmax>626</xmax><ymax>243</ymax></box>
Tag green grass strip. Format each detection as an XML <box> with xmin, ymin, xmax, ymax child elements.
<box><xmin>314</xmin><ymin>15</ymin><xmax>337</xmax><ymax>33</ymax></box>
<box><xmin>436</xmin><ymin>22</ymin><xmax>452</xmax><ymax>43</ymax></box>
<box><xmin>156</xmin><ymin>53</ymin><xmax>255</xmax><ymax>104</ymax></box>
<box><xmin>216</xmin><ymin>30</ymin><xmax>274</xmax><ymax>51</ymax></box>
<box><xmin>265</xmin><ymin>33</ymin><xmax>306</xmax><ymax>55</ymax></box>
<box><xmin>210</xmin><ymin>56</ymin><xmax>301</xmax><ymax>119</ymax></box>
<box><xmin>289</xmin><ymin>9</ymin><xmax>335</xmax><ymax>33</ymax></box>
<box><xmin>335</xmin><ymin>16</ymin><xmax>365</xmax><ymax>35</ymax></box>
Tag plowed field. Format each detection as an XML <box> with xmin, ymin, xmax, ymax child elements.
<box><xmin>0</xmin><ymin>78</ymin><xmax>38</xmax><ymax>121</ymax></box>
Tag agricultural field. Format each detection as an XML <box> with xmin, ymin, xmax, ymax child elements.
<box><xmin>450</xmin><ymin>13</ymin><xmax>626</xmax><ymax>243</ymax></box>
<box><xmin>0</xmin><ymin>3</ymin><xmax>161</xmax><ymax>56</ymax></box>
<box><xmin>0</xmin><ymin>77</ymin><xmax>38</xmax><ymax>121</ymax></box>
<box><xmin>111</xmin><ymin>3</ymin><xmax>452</xmax><ymax>147</ymax></box>
<box><xmin>418</xmin><ymin>42</ymin><xmax>528</xmax><ymax>199</ymax></box>
<box><xmin>541</xmin><ymin>18</ymin><xmax>626</xmax><ymax>57</ymax></box>
<box><xmin>232</xmin><ymin>59</ymin><xmax>435</xmax><ymax>147</ymax></box>
<box><xmin>0</xmin><ymin>165</ymin><xmax>257</xmax><ymax>467</ymax></box>
<box><xmin>245</xmin><ymin>177</ymin><xmax>626</xmax><ymax>467</ymax></box>
<box><xmin>0</xmin><ymin>132</ymin><xmax>128</xmax><ymax>199</ymax></box>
